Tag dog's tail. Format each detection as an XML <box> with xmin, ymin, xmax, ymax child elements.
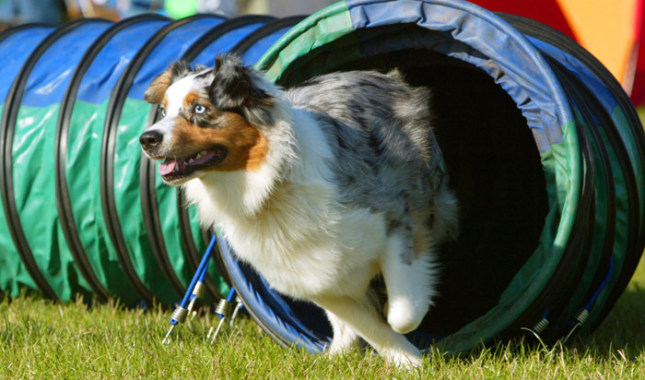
<box><xmin>432</xmin><ymin>185</ymin><xmax>459</xmax><ymax>243</ymax></box>
<box><xmin>426</xmin><ymin>141</ymin><xmax>460</xmax><ymax>243</ymax></box>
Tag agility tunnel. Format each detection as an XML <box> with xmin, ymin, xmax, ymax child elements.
<box><xmin>0</xmin><ymin>0</ymin><xmax>644</xmax><ymax>355</ymax></box>
<box><xmin>0</xmin><ymin>13</ymin><xmax>305</xmax><ymax>306</ymax></box>
<box><xmin>216</xmin><ymin>0</ymin><xmax>645</xmax><ymax>353</ymax></box>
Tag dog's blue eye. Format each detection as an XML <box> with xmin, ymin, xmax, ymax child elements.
<box><xmin>194</xmin><ymin>104</ymin><xmax>206</xmax><ymax>114</ymax></box>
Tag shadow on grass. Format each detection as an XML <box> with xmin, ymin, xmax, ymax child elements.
<box><xmin>575</xmin><ymin>281</ymin><xmax>645</xmax><ymax>359</ymax></box>
<box><xmin>453</xmin><ymin>261</ymin><xmax>645</xmax><ymax>362</ymax></box>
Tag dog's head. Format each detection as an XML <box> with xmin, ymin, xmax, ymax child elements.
<box><xmin>140</xmin><ymin>54</ymin><xmax>276</xmax><ymax>185</ymax></box>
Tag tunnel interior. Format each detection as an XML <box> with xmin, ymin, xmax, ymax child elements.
<box><xmin>266</xmin><ymin>26</ymin><xmax>550</xmax><ymax>342</ymax></box>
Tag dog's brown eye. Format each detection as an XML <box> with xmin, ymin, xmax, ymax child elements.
<box><xmin>194</xmin><ymin>104</ymin><xmax>206</xmax><ymax>114</ymax></box>
<box><xmin>159</xmin><ymin>107</ymin><xmax>166</xmax><ymax>117</ymax></box>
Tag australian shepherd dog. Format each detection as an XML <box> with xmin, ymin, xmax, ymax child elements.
<box><xmin>140</xmin><ymin>54</ymin><xmax>458</xmax><ymax>367</ymax></box>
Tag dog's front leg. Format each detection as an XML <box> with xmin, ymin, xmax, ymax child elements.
<box><xmin>325</xmin><ymin>310</ymin><xmax>359</xmax><ymax>355</ymax></box>
<box><xmin>312</xmin><ymin>295</ymin><xmax>422</xmax><ymax>368</ymax></box>
<box><xmin>381</xmin><ymin>229</ymin><xmax>435</xmax><ymax>334</ymax></box>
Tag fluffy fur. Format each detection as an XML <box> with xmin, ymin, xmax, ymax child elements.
<box><xmin>140</xmin><ymin>54</ymin><xmax>458</xmax><ymax>367</ymax></box>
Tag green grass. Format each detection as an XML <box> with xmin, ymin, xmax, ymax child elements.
<box><xmin>1</xmin><ymin>258</ymin><xmax>643</xmax><ymax>379</ymax></box>
<box><xmin>2</xmin><ymin>114</ymin><xmax>645</xmax><ymax>380</ymax></box>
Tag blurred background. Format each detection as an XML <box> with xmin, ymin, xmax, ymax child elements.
<box><xmin>0</xmin><ymin>0</ymin><xmax>338</xmax><ymax>23</ymax></box>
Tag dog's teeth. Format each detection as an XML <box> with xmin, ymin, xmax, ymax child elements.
<box><xmin>195</xmin><ymin>152</ymin><xmax>203</xmax><ymax>159</ymax></box>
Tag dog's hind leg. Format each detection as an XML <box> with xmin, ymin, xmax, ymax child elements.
<box><xmin>381</xmin><ymin>228</ymin><xmax>437</xmax><ymax>334</ymax></box>
<box><xmin>313</xmin><ymin>295</ymin><xmax>422</xmax><ymax>368</ymax></box>
<box><xmin>325</xmin><ymin>310</ymin><xmax>360</xmax><ymax>354</ymax></box>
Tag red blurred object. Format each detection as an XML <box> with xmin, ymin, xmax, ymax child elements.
<box><xmin>470</xmin><ymin>0</ymin><xmax>645</xmax><ymax>107</ymax></box>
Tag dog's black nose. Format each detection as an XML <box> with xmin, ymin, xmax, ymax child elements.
<box><xmin>140</xmin><ymin>131</ymin><xmax>163</xmax><ymax>149</ymax></box>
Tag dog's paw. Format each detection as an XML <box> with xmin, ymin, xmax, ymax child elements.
<box><xmin>326</xmin><ymin>333</ymin><xmax>359</xmax><ymax>356</ymax></box>
<box><xmin>386</xmin><ymin>350</ymin><xmax>424</xmax><ymax>369</ymax></box>
<box><xmin>384</xmin><ymin>298</ymin><xmax>427</xmax><ymax>334</ymax></box>
<box><xmin>327</xmin><ymin>341</ymin><xmax>352</xmax><ymax>356</ymax></box>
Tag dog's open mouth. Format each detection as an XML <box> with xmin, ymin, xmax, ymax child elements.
<box><xmin>158</xmin><ymin>146</ymin><xmax>227</xmax><ymax>181</ymax></box>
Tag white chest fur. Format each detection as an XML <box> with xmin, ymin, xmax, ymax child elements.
<box><xmin>184</xmin><ymin>110</ymin><xmax>388</xmax><ymax>299</ymax></box>
<box><xmin>187</xmin><ymin>174</ymin><xmax>386</xmax><ymax>299</ymax></box>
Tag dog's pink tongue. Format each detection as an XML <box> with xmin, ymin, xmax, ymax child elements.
<box><xmin>159</xmin><ymin>159</ymin><xmax>177</xmax><ymax>176</ymax></box>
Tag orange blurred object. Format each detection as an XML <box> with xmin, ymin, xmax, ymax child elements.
<box><xmin>470</xmin><ymin>0</ymin><xmax>645</xmax><ymax>106</ymax></box>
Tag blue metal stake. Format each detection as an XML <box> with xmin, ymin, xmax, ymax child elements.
<box><xmin>162</xmin><ymin>234</ymin><xmax>217</xmax><ymax>344</ymax></box>
<box><xmin>209</xmin><ymin>287</ymin><xmax>237</xmax><ymax>343</ymax></box>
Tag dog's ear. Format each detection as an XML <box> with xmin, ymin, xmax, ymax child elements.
<box><xmin>144</xmin><ymin>61</ymin><xmax>191</xmax><ymax>104</ymax></box>
<box><xmin>209</xmin><ymin>54</ymin><xmax>274</xmax><ymax>121</ymax></box>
